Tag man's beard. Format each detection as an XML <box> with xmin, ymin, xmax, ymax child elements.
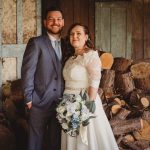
<box><xmin>47</xmin><ymin>28</ymin><xmax>63</xmax><ymax>35</ymax></box>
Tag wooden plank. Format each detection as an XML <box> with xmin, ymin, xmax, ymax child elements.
<box><xmin>95</xmin><ymin>2</ymin><xmax>101</xmax><ymax>50</ymax></box>
<box><xmin>17</xmin><ymin>0</ymin><xmax>23</xmax><ymax>44</ymax></box>
<box><xmin>23</xmin><ymin>0</ymin><xmax>37</xmax><ymax>43</ymax></box>
<box><xmin>132</xmin><ymin>0</ymin><xmax>144</xmax><ymax>60</ymax></box>
<box><xmin>101</xmin><ymin>7</ymin><xmax>111</xmax><ymax>52</ymax></box>
<box><xmin>60</xmin><ymin>0</ymin><xmax>73</xmax><ymax>36</ymax></box>
<box><xmin>100</xmin><ymin>1</ymin><xmax>129</xmax><ymax>8</ymax></box>
<box><xmin>0</xmin><ymin>0</ymin><xmax>2</xmax><ymax>88</ymax></box>
<box><xmin>80</xmin><ymin>0</ymin><xmax>89</xmax><ymax>25</ymax></box>
<box><xmin>144</xmin><ymin>0</ymin><xmax>150</xmax><ymax>58</ymax></box>
<box><xmin>37</xmin><ymin>0</ymin><xmax>42</xmax><ymax>36</ymax></box>
<box><xmin>2</xmin><ymin>0</ymin><xmax>16</xmax><ymax>44</ymax></box>
<box><xmin>0</xmin><ymin>0</ymin><xmax>2</xmax><ymax>45</ymax></box>
<box><xmin>111</xmin><ymin>8</ymin><xmax>126</xmax><ymax>57</ymax></box>
<box><xmin>1</xmin><ymin>44</ymin><xmax>26</xmax><ymax>57</ymax></box>
<box><xmin>2</xmin><ymin>57</ymin><xmax>17</xmax><ymax>82</ymax></box>
<box><xmin>126</xmin><ymin>3</ymin><xmax>132</xmax><ymax>58</ymax></box>
<box><xmin>88</xmin><ymin>0</ymin><xmax>95</xmax><ymax>43</ymax></box>
<box><xmin>74</xmin><ymin>0</ymin><xmax>81</xmax><ymax>23</ymax></box>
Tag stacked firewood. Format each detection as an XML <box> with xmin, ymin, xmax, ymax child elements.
<box><xmin>1</xmin><ymin>54</ymin><xmax>150</xmax><ymax>149</ymax></box>
<box><xmin>0</xmin><ymin>111</ymin><xmax>16</xmax><ymax>150</ymax></box>
<box><xmin>99</xmin><ymin>56</ymin><xmax>150</xmax><ymax>150</ymax></box>
<box><xmin>1</xmin><ymin>79</ymin><xmax>28</xmax><ymax>150</ymax></box>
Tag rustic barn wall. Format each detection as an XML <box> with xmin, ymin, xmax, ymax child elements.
<box><xmin>95</xmin><ymin>2</ymin><xmax>132</xmax><ymax>58</ymax></box>
<box><xmin>2</xmin><ymin>0</ymin><xmax>16</xmax><ymax>44</ymax></box>
<box><xmin>143</xmin><ymin>0</ymin><xmax>150</xmax><ymax>58</ymax></box>
<box><xmin>0</xmin><ymin>0</ymin><xmax>41</xmax><ymax>84</ymax></box>
<box><xmin>132</xmin><ymin>0</ymin><xmax>150</xmax><ymax>59</ymax></box>
<box><xmin>23</xmin><ymin>0</ymin><xmax>37</xmax><ymax>43</ymax></box>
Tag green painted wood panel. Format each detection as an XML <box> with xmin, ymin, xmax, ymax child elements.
<box><xmin>95</xmin><ymin>2</ymin><xmax>132</xmax><ymax>58</ymax></box>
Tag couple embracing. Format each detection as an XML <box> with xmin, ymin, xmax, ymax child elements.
<box><xmin>21</xmin><ymin>6</ymin><xmax>119</xmax><ymax>150</ymax></box>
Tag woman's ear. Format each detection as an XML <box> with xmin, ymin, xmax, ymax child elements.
<box><xmin>85</xmin><ymin>35</ymin><xmax>89</xmax><ymax>41</ymax></box>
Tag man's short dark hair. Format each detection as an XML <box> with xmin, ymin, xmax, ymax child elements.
<box><xmin>44</xmin><ymin>6</ymin><xmax>64</xmax><ymax>19</ymax></box>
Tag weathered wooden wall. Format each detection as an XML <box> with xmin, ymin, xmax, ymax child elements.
<box><xmin>0</xmin><ymin>0</ymin><xmax>41</xmax><ymax>84</ymax></box>
<box><xmin>0</xmin><ymin>0</ymin><xmax>150</xmax><ymax>84</ymax></box>
<box><xmin>42</xmin><ymin>0</ymin><xmax>150</xmax><ymax>60</ymax></box>
<box><xmin>95</xmin><ymin>1</ymin><xmax>132</xmax><ymax>58</ymax></box>
<box><xmin>132</xmin><ymin>0</ymin><xmax>150</xmax><ymax>59</ymax></box>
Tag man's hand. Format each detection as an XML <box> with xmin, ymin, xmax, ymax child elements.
<box><xmin>26</xmin><ymin>101</ymin><xmax>32</xmax><ymax>109</ymax></box>
<box><xmin>85</xmin><ymin>101</ymin><xmax>96</xmax><ymax>113</ymax></box>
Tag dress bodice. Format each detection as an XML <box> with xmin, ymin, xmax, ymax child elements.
<box><xmin>63</xmin><ymin>50</ymin><xmax>101</xmax><ymax>94</ymax></box>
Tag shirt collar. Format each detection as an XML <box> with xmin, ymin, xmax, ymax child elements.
<box><xmin>47</xmin><ymin>32</ymin><xmax>61</xmax><ymax>42</ymax></box>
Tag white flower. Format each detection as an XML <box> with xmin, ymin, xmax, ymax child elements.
<box><xmin>74</xmin><ymin>111</ymin><xmax>80</xmax><ymax>116</ymax></box>
<box><xmin>62</xmin><ymin>123</ymin><xmax>69</xmax><ymax>130</ymax></box>
<box><xmin>57</xmin><ymin>106</ymin><xmax>65</xmax><ymax>113</ymax></box>
<box><xmin>66</xmin><ymin>103</ymin><xmax>76</xmax><ymax>113</ymax></box>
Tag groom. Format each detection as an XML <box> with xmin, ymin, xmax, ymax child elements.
<box><xmin>21</xmin><ymin>6</ymin><xmax>66</xmax><ymax>150</ymax></box>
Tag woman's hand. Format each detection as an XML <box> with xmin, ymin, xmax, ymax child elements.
<box><xmin>85</xmin><ymin>100</ymin><xmax>96</xmax><ymax>113</ymax></box>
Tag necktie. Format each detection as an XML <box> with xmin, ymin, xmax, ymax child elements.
<box><xmin>54</xmin><ymin>40</ymin><xmax>61</xmax><ymax>61</ymax></box>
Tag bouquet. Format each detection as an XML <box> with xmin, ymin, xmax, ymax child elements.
<box><xmin>56</xmin><ymin>91</ymin><xmax>95</xmax><ymax>137</ymax></box>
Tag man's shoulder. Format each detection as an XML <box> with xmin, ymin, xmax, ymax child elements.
<box><xmin>28</xmin><ymin>35</ymin><xmax>48</xmax><ymax>43</ymax></box>
<box><xmin>31</xmin><ymin>35</ymin><xmax>47</xmax><ymax>41</ymax></box>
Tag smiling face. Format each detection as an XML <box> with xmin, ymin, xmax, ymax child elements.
<box><xmin>44</xmin><ymin>11</ymin><xmax>64</xmax><ymax>37</ymax></box>
<box><xmin>69</xmin><ymin>25</ymin><xmax>88</xmax><ymax>50</ymax></box>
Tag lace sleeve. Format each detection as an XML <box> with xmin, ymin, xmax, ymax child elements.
<box><xmin>85</xmin><ymin>51</ymin><xmax>101</xmax><ymax>88</ymax></box>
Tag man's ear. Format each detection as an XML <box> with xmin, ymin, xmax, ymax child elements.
<box><xmin>43</xmin><ymin>20</ymin><xmax>46</xmax><ymax>27</ymax></box>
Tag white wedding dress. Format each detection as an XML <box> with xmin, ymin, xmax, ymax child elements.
<box><xmin>61</xmin><ymin>50</ymin><xmax>119</xmax><ymax>150</ymax></box>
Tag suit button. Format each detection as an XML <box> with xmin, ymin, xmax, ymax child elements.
<box><xmin>53</xmin><ymin>89</ymin><xmax>56</xmax><ymax>91</ymax></box>
<box><xmin>54</xmin><ymin>77</ymin><xmax>58</xmax><ymax>80</ymax></box>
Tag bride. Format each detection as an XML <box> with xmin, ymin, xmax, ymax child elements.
<box><xmin>60</xmin><ymin>23</ymin><xmax>119</xmax><ymax>150</ymax></box>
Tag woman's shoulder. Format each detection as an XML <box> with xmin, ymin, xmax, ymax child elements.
<box><xmin>83</xmin><ymin>49</ymin><xmax>99</xmax><ymax>58</ymax></box>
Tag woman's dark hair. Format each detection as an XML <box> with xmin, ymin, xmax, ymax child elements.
<box><xmin>64</xmin><ymin>23</ymin><xmax>95</xmax><ymax>61</ymax></box>
<box><xmin>44</xmin><ymin>6</ymin><xmax>64</xmax><ymax>19</ymax></box>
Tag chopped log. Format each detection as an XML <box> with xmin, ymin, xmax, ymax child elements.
<box><xmin>113</xmin><ymin>108</ymin><xmax>131</xmax><ymax>120</ymax></box>
<box><xmin>122</xmin><ymin>140</ymin><xmax>150</xmax><ymax>150</ymax></box>
<box><xmin>134</xmin><ymin>77</ymin><xmax>150</xmax><ymax>92</ymax></box>
<box><xmin>115</xmin><ymin>72</ymin><xmax>135</xmax><ymax>96</ymax></box>
<box><xmin>120</xmin><ymin>134</ymin><xmax>135</xmax><ymax>148</ymax></box>
<box><xmin>131</xmin><ymin>62</ymin><xmax>150</xmax><ymax>92</ymax></box>
<box><xmin>2</xmin><ymin>81</ymin><xmax>11</xmax><ymax>99</ymax></box>
<box><xmin>130</xmin><ymin>89</ymin><xmax>150</xmax><ymax>109</ymax></box>
<box><xmin>98</xmin><ymin>88</ymin><xmax>104</xmax><ymax>101</ymax></box>
<box><xmin>98</xmin><ymin>51</ymin><xmax>114</xmax><ymax>69</ymax></box>
<box><xmin>130</xmin><ymin>62</ymin><xmax>150</xmax><ymax>78</ymax></box>
<box><xmin>114</xmin><ymin>97</ymin><xmax>122</xmax><ymax>105</ymax></box>
<box><xmin>142</xmin><ymin>111</ymin><xmax>150</xmax><ymax>124</ymax></box>
<box><xmin>10</xmin><ymin>79</ymin><xmax>24</xmax><ymax>102</ymax></box>
<box><xmin>111</xmin><ymin>104</ymin><xmax>122</xmax><ymax>114</ymax></box>
<box><xmin>0</xmin><ymin>124</ymin><xmax>16</xmax><ymax>150</ymax></box>
<box><xmin>110</xmin><ymin>118</ymin><xmax>142</xmax><ymax>135</ymax></box>
<box><xmin>127</xmin><ymin>108</ymin><xmax>143</xmax><ymax>119</ymax></box>
<box><xmin>3</xmin><ymin>97</ymin><xmax>18</xmax><ymax>121</ymax></box>
<box><xmin>133</xmin><ymin>119</ymin><xmax>150</xmax><ymax>142</ymax></box>
<box><xmin>114</xmin><ymin>98</ymin><xmax>127</xmax><ymax>107</ymax></box>
<box><xmin>140</xmin><ymin>96</ymin><xmax>150</xmax><ymax>108</ymax></box>
<box><xmin>100</xmin><ymin>69</ymin><xmax>115</xmax><ymax>98</ymax></box>
<box><xmin>112</xmin><ymin>57</ymin><xmax>133</xmax><ymax>73</ymax></box>
<box><xmin>122</xmin><ymin>134</ymin><xmax>135</xmax><ymax>143</ymax></box>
